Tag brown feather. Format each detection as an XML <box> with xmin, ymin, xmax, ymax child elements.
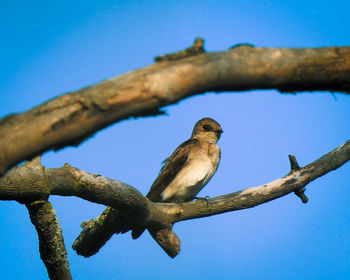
<box><xmin>146</xmin><ymin>138</ymin><xmax>199</xmax><ymax>202</ymax></box>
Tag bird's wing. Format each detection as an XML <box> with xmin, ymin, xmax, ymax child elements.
<box><xmin>146</xmin><ymin>138</ymin><xmax>199</xmax><ymax>202</ymax></box>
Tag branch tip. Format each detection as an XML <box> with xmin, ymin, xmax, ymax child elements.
<box><xmin>63</xmin><ymin>162</ymin><xmax>72</xmax><ymax>168</ymax></box>
<box><xmin>294</xmin><ymin>188</ymin><xmax>308</xmax><ymax>203</ymax></box>
<box><xmin>149</xmin><ymin>225</ymin><xmax>180</xmax><ymax>258</ymax></box>
<box><xmin>25</xmin><ymin>155</ymin><xmax>42</xmax><ymax>167</ymax></box>
<box><xmin>192</xmin><ymin>37</ymin><xmax>205</xmax><ymax>49</ymax></box>
<box><xmin>154</xmin><ymin>37</ymin><xmax>205</xmax><ymax>62</ymax></box>
<box><xmin>288</xmin><ymin>154</ymin><xmax>300</xmax><ymax>171</ymax></box>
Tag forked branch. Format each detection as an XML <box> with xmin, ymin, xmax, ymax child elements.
<box><xmin>1</xmin><ymin>140</ymin><xmax>349</xmax><ymax>257</ymax></box>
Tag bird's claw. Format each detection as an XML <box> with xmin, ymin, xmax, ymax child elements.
<box><xmin>194</xmin><ymin>196</ymin><xmax>210</xmax><ymax>206</ymax></box>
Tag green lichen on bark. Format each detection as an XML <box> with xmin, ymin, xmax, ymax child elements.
<box><xmin>26</xmin><ymin>200</ymin><xmax>72</xmax><ymax>280</ymax></box>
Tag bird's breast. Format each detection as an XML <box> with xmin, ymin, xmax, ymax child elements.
<box><xmin>208</xmin><ymin>143</ymin><xmax>220</xmax><ymax>169</ymax></box>
<box><xmin>160</xmin><ymin>156</ymin><xmax>218</xmax><ymax>202</ymax></box>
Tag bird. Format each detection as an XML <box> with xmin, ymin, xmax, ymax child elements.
<box><xmin>131</xmin><ymin>117</ymin><xmax>223</xmax><ymax>239</ymax></box>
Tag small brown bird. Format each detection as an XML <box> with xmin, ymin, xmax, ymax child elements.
<box><xmin>131</xmin><ymin>117</ymin><xmax>223</xmax><ymax>239</ymax></box>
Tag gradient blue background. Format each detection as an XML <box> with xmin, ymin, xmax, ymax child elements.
<box><xmin>1</xmin><ymin>1</ymin><xmax>350</xmax><ymax>279</ymax></box>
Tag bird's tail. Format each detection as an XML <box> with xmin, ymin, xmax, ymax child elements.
<box><xmin>131</xmin><ymin>227</ymin><xmax>146</xmax><ymax>239</ymax></box>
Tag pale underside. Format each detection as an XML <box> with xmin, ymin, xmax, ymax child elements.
<box><xmin>160</xmin><ymin>158</ymin><xmax>216</xmax><ymax>202</ymax></box>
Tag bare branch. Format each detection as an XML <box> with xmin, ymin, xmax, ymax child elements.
<box><xmin>26</xmin><ymin>200</ymin><xmax>72</xmax><ymax>280</ymax></box>
<box><xmin>157</xmin><ymin>139</ymin><xmax>350</xmax><ymax>223</ymax></box>
<box><xmin>288</xmin><ymin>154</ymin><xmax>308</xmax><ymax>203</ymax></box>
<box><xmin>0</xmin><ymin>162</ymin><xmax>148</xmax><ymax>218</ymax></box>
<box><xmin>72</xmin><ymin>207</ymin><xmax>128</xmax><ymax>257</ymax></box>
<box><xmin>148</xmin><ymin>226</ymin><xmax>180</xmax><ymax>258</ymax></box>
<box><xmin>288</xmin><ymin>154</ymin><xmax>300</xmax><ymax>171</ymax></box>
<box><xmin>1</xmin><ymin>40</ymin><xmax>349</xmax><ymax>174</ymax></box>
<box><xmin>1</xmin><ymin>139</ymin><xmax>348</xmax><ymax>257</ymax></box>
<box><xmin>294</xmin><ymin>187</ymin><xmax>308</xmax><ymax>203</ymax></box>
<box><xmin>75</xmin><ymin>139</ymin><xmax>350</xmax><ymax>256</ymax></box>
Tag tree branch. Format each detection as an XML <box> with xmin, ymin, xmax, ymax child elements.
<box><xmin>153</xmin><ymin>139</ymin><xmax>350</xmax><ymax>223</ymax></box>
<box><xmin>74</xmin><ymin>139</ymin><xmax>350</xmax><ymax>258</ymax></box>
<box><xmin>72</xmin><ymin>207</ymin><xmax>130</xmax><ymax>257</ymax></box>
<box><xmin>1</xmin><ymin>140</ymin><xmax>349</xmax><ymax>257</ymax></box>
<box><xmin>26</xmin><ymin>199</ymin><xmax>72</xmax><ymax>280</ymax></box>
<box><xmin>1</xmin><ymin>38</ymin><xmax>349</xmax><ymax>175</ymax></box>
<box><xmin>9</xmin><ymin>158</ymin><xmax>72</xmax><ymax>279</ymax></box>
<box><xmin>0</xmin><ymin>161</ymin><xmax>149</xmax><ymax>222</ymax></box>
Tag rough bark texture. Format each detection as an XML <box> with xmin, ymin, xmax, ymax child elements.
<box><xmin>1</xmin><ymin>140</ymin><xmax>349</xmax><ymax>257</ymax></box>
<box><xmin>1</xmin><ymin>40</ymin><xmax>350</xmax><ymax>175</ymax></box>
<box><xmin>0</xmin><ymin>161</ymin><xmax>148</xmax><ymax>220</ymax></box>
<box><xmin>73</xmin><ymin>139</ymin><xmax>350</xmax><ymax>257</ymax></box>
<box><xmin>149</xmin><ymin>226</ymin><xmax>180</xmax><ymax>258</ymax></box>
<box><xmin>72</xmin><ymin>207</ymin><xmax>130</xmax><ymax>257</ymax></box>
<box><xmin>26</xmin><ymin>200</ymin><xmax>72</xmax><ymax>280</ymax></box>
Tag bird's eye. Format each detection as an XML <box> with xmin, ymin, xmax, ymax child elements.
<box><xmin>203</xmin><ymin>124</ymin><xmax>211</xmax><ymax>131</ymax></box>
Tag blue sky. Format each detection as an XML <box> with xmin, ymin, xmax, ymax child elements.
<box><xmin>1</xmin><ymin>1</ymin><xmax>350</xmax><ymax>279</ymax></box>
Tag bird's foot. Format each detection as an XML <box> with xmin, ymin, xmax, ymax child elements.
<box><xmin>194</xmin><ymin>196</ymin><xmax>210</xmax><ymax>206</ymax></box>
<box><xmin>171</xmin><ymin>199</ymin><xmax>185</xmax><ymax>207</ymax></box>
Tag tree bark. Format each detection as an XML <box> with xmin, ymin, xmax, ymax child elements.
<box><xmin>26</xmin><ymin>200</ymin><xmax>72</xmax><ymax>280</ymax></box>
<box><xmin>1</xmin><ymin>139</ymin><xmax>349</xmax><ymax>257</ymax></box>
<box><xmin>71</xmin><ymin>207</ymin><xmax>131</xmax><ymax>257</ymax></box>
<box><xmin>1</xmin><ymin>39</ymin><xmax>349</xmax><ymax>175</ymax></box>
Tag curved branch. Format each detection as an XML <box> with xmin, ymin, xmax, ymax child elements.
<box><xmin>72</xmin><ymin>207</ymin><xmax>130</xmax><ymax>257</ymax></box>
<box><xmin>0</xmin><ymin>161</ymin><xmax>148</xmax><ymax>222</ymax></box>
<box><xmin>1</xmin><ymin>39</ymin><xmax>350</xmax><ymax>174</ymax></box>
<box><xmin>152</xmin><ymin>139</ymin><xmax>350</xmax><ymax>223</ymax></box>
<box><xmin>1</xmin><ymin>140</ymin><xmax>349</xmax><ymax>257</ymax></box>
<box><xmin>77</xmin><ymin>139</ymin><xmax>350</xmax><ymax>258</ymax></box>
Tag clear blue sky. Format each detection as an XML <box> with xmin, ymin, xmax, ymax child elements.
<box><xmin>1</xmin><ymin>1</ymin><xmax>350</xmax><ymax>279</ymax></box>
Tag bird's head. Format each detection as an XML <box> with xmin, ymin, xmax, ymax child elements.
<box><xmin>191</xmin><ymin>117</ymin><xmax>223</xmax><ymax>143</ymax></box>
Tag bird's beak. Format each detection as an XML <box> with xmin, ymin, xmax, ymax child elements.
<box><xmin>216</xmin><ymin>129</ymin><xmax>223</xmax><ymax>139</ymax></box>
